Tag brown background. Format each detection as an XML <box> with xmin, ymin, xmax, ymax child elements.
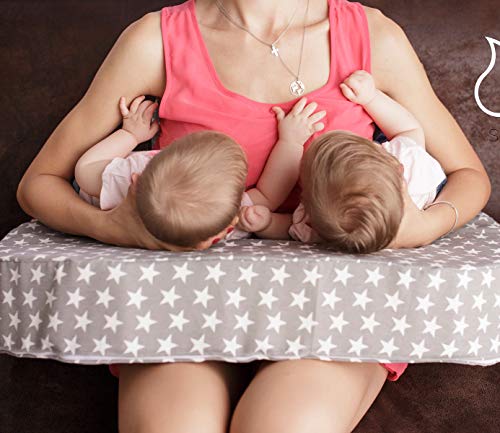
<box><xmin>0</xmin><ymin>1</ymin><xmax>499</xmax><ymax>432</ymax></box>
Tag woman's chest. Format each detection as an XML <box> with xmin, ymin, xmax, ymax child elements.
<box><xmin>199</xmin><ymin>18</ymin><xmax>332</xmax><ymax>104</ymax></box>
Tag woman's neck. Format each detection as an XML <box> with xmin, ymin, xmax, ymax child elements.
<box><xmin>217</xmin><ymin>0</ymin><xmax>304</xmax><ymax>38</ymax></box>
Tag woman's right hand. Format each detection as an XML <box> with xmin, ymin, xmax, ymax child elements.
<box><xmin>102</xmin><ymin>185</ymin><xmax>183</xmax><ymax>251</ymax></box>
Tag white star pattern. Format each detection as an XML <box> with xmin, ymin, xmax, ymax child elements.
<box><xmin>139</xmin><ymin>264</ymin><xmax>160</xmax><ymax>285</ymax></box>
<box><xmin>2</xmin><ymin>289</ymin><xmax>15</xmax><ymax>308</ymax></box>
<box><xmin>289</xmin><ymin>289</ymin><xmax>310</xmax><ymax>310</ymax></box>
<box><xmin>365</xmin><ymin>267</ymin><xmax>384</xmax><ymax>287</ymax></box>
<box><xmin>104</xmin><ymin>312</ymin><xmax>123</xmax><ymax>333</ymax></box>
<box><xmin>93</xmin><ymin>336</ymin><xmax>112</xmax><ymax>356</ymax></box>
<box><xmin>226</xmin><ymin>288</ymin><xmax>246</xmax><ymax>309</ymax></box>
<box><xmin>157</xmin><ymin>335</ymin><xmax>177</xmax><ymax>355</ymax></box>
<box><xmin>96</xmin><ymin>287</ymin><xmax>114</xmax><ymax>309</ymax></box>
<box><xmin>0</xmin><ymin>215</ymin><xmax>499</xmax><ymax>366</ymax></box>
<box><xmin>190</xmin><ymin>334</ymin><xmax>210</xmax><ymax>355</ymax></box>
<box><xmin>317</xmin><ymin>336</ymin><xmax>337</xmax><ymax>355</ymax></box>
<box><xmin>234</xmin><ymin>312</ymin><xmax>254</xmax><ymax>333</ymax></box>
<box><xmin>107</xmin><ymin>264</ymin><xmax>126</xmax><ymax>284</ymax></box>
<box><xmin>192</xmin><ymin>285</ymin><xmax>214</xmax><ymax>308</ymax></box>
<box><xmin>286</xmin><ymin>336</ymin><xmax>306</xmax><ymax>357</ymax></box>
<box><xmin>22</xmin><ymin>289</ymin><xmax>37</xmax><ymax>309</ymax></box>
<box><xmin>160</xmin><ymin>286</ymin><xmax>181</xmax><ymax>308</ymax></box>
<box><xmin>127</xmin><ymin>288</ymin><xmax>147</xmax><ymax>310</ymax></box>
<box><xmin>202</xmin><ymin>311</ymin><xmax>223</xmax><ymax>332</ymax></box>
<box><xmin>238</xmin><ymin>265</ymin><xmax>258</xmax><ymax>285</ymax></box>
<box><xmin>303</xmin><ymin>266</ymin><xmax>322</xmax><ymax>286</ymax></box>
<box><xmin>334</xmin><ymin>265</ymin><xmax>353</xmax><ymax>286</ymax></box>
<box><xmin>77</xmin><ymin>264</ymin><xmax>95</xmax><ymax>284</ymax></box>
<box><xmin>172</xmin><ymin>263</ymin><xmax>193</xmax><ymax>284</ymax></box>
<box><xmin>30</xmin><ymin>265</ymin><xmax>45</xmax><ymax>284</ymax></box>
<box><xmin>205</xmin><ymin>263</ymin><xmax>226</xmax><ymax>284</ymax></box>
<box><xmin>255</xmin><ymin>336</ymin><xmax>273</xmax><ymax>354</ymax></box>
<box><xmin>67</xmin><ymin>288</ymin><xmax>85</xmax><ymax>309</ymax></box>
<box><xmin>136</xmin><ymin>311</ymin><xmax>157</xmax><ymax>333</ymax></box>
<box><xmin>270</xmin><ymin>265</ymin><xmax>291</xmax><ymax>286</ymax></box>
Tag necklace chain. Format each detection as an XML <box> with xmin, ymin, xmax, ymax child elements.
<box><xmin>214</xmin><ymin>0</ymin><xmax>310</xmax><ymax>96</ymax></box>
<box><xmin>214</xmin><ymin>0</ymin><xmax>300</xmax><ymax>54</ymax></box>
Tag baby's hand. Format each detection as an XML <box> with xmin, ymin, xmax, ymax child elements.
<box><xmin>237</xmin><ymin>205</ymin><xmax>272</xmax><ymax>233</ymax></box>
<box><xmin>340</xmin><ymin>70</ymin><xmax>377</xmax><ymax>106</ymax></box>
<box><xmin>119</xmin><ymin>96</ymin><xmax>160</xmax><ymax>144</ymax></box>
<box><xmin>272</xmin><ymin>97</ymin><xmax>326</xmax><ymax>147</ymax></box>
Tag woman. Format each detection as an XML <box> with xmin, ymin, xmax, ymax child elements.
<box><xmin>17</xmin><ymin>0</ymin><xmax>490</xmax><ymax>432</ymax></box>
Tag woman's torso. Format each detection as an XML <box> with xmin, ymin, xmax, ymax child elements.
<box><xmin>155</xmin><ymin>0</ymin><xmax>375</xmax><ymax>212</ymax></box>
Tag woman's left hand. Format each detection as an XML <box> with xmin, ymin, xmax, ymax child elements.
<box><xmin>387</xmin><ymin>183</ymin><xmax>431</xmax><ymax>249</ymax></box>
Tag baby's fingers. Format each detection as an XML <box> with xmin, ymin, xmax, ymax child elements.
<box><xmin>340</xmin><ymin>83</ymin><xmax>356</xmax><ymax>101</ymax></box>
<box><xmin>291</xmin><ymin>97</ymin><xmax>308</xmax><ymax>115</ymax></box>
<box><xmin>130</xmin><ymin>95</ymin><xmax>146</xmax><ymax>113</ymax></box>
<box><xmin>119</xmin><ymin>97</ymin><xmax>130</xmax><ymax>117</ymax></box>
<box><xmin>142</xmin><ymin>101</ymin><xmax>159</xmax><ymax>121</ymax></box>
<box><xmin>311</xmin><ymin>122</ymin><xmax>325</xmax><ymax>132</ymax></box>
<box><xmin>301</xmin><ymin>101</ymin><xmax>318</xmax><ymax>117</ymax></box>
<box><xmin>272</xmin><ymin>106</ymin><xmax>285</xmax><ymax>121</ymax></box>
<box><xmin>308</xmin><ymin>110</ymin><xmax>326</xmax><ymax>124</ymax></box>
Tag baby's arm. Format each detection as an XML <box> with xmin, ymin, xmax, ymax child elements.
<box><xmin>74</xmin><ymin>96</ymin><xmax>159</xmax><ymax>197</ymax></box>
<box><xmin>246</xmin><ymin>98</ymin><xmax>326</xmax><ymax>211</ymax></box>
<box><xmin>340</xmin><ymin>70</ymin><xmax>425</xmax><ymax>147</ymax></box>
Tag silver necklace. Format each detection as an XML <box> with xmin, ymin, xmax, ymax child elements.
<box><xmin>214</xmin><ymin>0</ymin><xmax>300</xmax><ymax>57</ymax></box>
<box><xmin>215</xmin><ymin>0</ymin><xmax>309</xmax><ymax>97</ymax></box>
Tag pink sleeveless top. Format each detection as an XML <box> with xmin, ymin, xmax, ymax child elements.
<box><xmin>155</xmin><ymin>0</ymin><xmax>375</xmax><ymax>213</ymax></box>
<box><xmin>112</xmin><ymin>0</ymin><xmax>407</xmax><ymax>382</ymax></box>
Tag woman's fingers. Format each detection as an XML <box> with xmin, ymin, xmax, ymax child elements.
<box><xmin>291</xmin><ymin>97</ymin><xmax>308</xmax><ymax>115</ymax></box>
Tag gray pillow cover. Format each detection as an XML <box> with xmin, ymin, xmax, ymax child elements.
<box><xmin>0</xmin><ymin>213</ymin><xmax>499</xmax><ymax>367</ymax></box>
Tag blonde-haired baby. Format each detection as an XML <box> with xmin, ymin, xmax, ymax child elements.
<box><xmin>74</xmin><ymin>96</ymin><xmax>326</xmax><ymax>250</ymax></box>
<box><xmin>242</xmin><ymin>70</ymin><xmax>451</xmax><ymax>253</ymax></box>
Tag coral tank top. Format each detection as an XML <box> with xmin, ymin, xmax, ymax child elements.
<box><xmin>156</xmin><ymin>0</ymin><xmax>375</xmax><ymax>212</ymax></box>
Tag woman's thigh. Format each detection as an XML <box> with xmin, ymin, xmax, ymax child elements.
<box><xmin>118</xmin><ymin>361</ymin><xmax>257</xmax><ymax>433</ymax></box>
<box><xmin>229</xmin><ymin>359</ymin><xmax>388</xmax><ymax>433</ymax></box>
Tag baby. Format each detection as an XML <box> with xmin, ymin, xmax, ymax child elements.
<box><xmin>242</xmin><ymin>70</ymin><xmax>447</xmax><ymax>253</ymax></box>
<box><xmin>74</xmin><ymin>96</ymin><xmax>325</xmax><ymax>251</ymax></box>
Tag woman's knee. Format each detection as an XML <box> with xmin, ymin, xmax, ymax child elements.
<box><xmin>118</xmin><ymin>361</ymin><xmax>242</xmax><ymax>433</ymax></box>
<box><xmin>229</xmin><ymin>359</ymin><xmax>387</xmax><ymax>433</ymax></box>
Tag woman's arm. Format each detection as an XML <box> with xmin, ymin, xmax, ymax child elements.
<box><xmin>365</xmin><ymin>7</ymin><xmax>491</xmax><ymax>246</ymax></box>
<box><xmin>17</xmin><ymin>12</ymin><xmax>169</xmax><ymax>248</ymax></box>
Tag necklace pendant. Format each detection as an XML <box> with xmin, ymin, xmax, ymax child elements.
<box><xmin>271</xmin><ymin>44</ymin><xmax>279</xmax><ymax>57</ymax></box>
<box><xmin>290</xmin><ymin>79</ymin><xmax>305</xmax><ymax>97</ymax></box>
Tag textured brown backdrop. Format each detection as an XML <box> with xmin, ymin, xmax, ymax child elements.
<box><xmin>0</xmin><ymin>1</ymin><xmax>499</xmax><ymax>432</ymax></box>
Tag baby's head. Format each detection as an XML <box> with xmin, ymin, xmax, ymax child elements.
<box><xmin>301</xmin><ymin>130</ymin><xmax>404</xmax><ymax>254</ymax></box>
<box><xmin>134</xmin><ymin>131</ymin><xmax>247</xmax><ymax>250</ymax></box>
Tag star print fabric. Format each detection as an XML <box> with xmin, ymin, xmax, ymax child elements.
<box><xmin>0</xmin><ymin>213</ymin><xmax>499</xmax><ymax>366</ymax></box>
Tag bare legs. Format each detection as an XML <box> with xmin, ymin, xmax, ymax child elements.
<box><xmin>118</xmin><ymin>359</ymin><xmax>388</xmax><ymax>433</ymax></box>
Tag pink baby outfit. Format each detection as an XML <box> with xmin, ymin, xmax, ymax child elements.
<box><xmin>109</xmin><ymin>0</ymin><xmax>407</xmax><ymax>381</ymax></box>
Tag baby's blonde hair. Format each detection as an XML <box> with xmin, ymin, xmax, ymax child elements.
<box><xmin>301</xmin><ymin>130</ymin><xmax>404</xmax><ymax>254</ymax></box>
<box><xmin>136</xmin><ymin>131</ymin><xmax>247</xmax><ymax>248</ymax></box>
